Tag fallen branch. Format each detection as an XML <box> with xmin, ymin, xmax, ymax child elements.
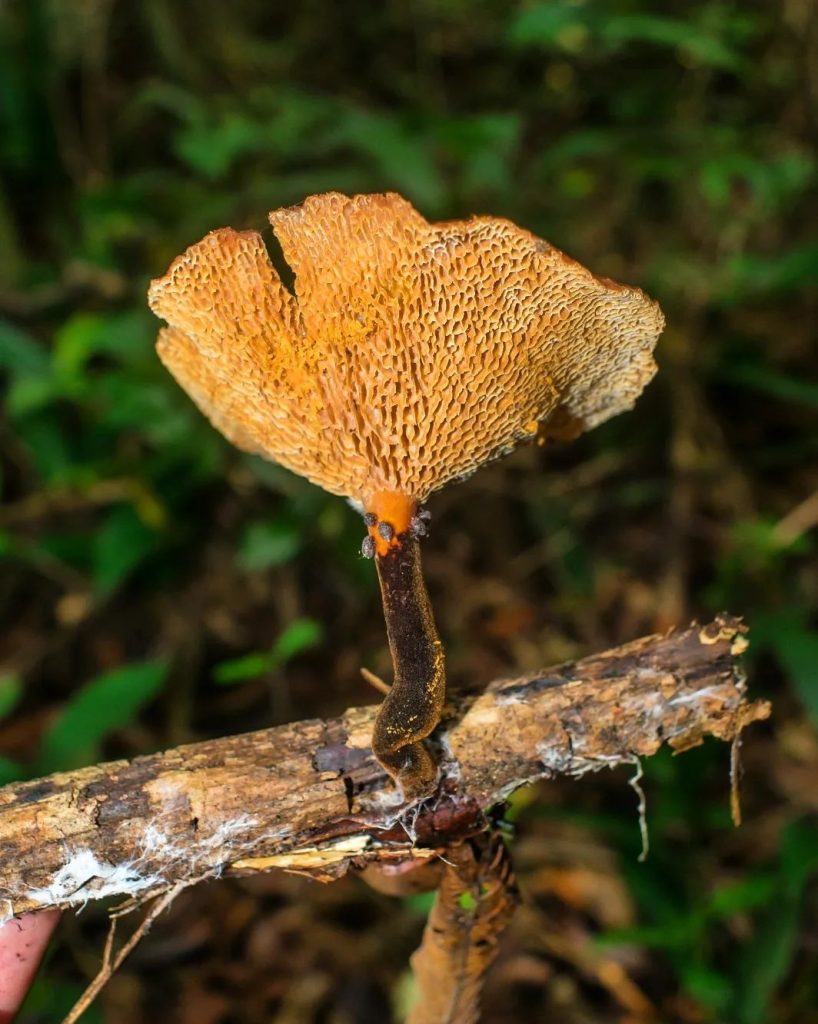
<box><xmin>0</xmin><ymin>615</ymin><xmax>768</xmax><ymax>919</ymax></box>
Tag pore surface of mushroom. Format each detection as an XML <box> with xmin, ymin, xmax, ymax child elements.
<box><xmin>150</xmin><ymin>192</ymin><xmax>662</xmax><ymax>513</ymax></box>
<box><xmin>149</xmin><ymin>191</ymin><xmax>664</xmax><ymax>799</ymax></box>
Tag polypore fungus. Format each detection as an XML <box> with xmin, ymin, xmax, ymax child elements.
<box><xmin>149</xmin><ymin>191</ymin><xmax>664</xmax><ymax>799</ymax></box>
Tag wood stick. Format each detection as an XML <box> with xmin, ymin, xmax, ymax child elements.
<box><xmin>0</xmin><ymin>615</ymin><xmax>768</xmax><ymax>919</ymax></box>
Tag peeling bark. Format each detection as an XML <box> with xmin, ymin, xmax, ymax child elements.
<box><xmin>0</xmin><ymin>615</ymin><xmax>768</xmax><ymax>919</ymax></box>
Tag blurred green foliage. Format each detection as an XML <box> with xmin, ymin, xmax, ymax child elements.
<box><xmin>1</xmin><ymin>0</ymin><xmax>817</xmax><ymax>1020</ymax></box>
<box><xmin>213</xmin><ymin>617</ymin><xmax>323</xmax><ymax>684</ymax></box>
<box><xmin>38</xmin><ymin>658</ymin><xmax>168</xmax><ymax>772</ymax></box>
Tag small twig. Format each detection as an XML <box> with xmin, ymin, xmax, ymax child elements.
<box><xmin>773</xmin><ymin>488</ymin><xmax>818</xmax><ymax>545</ymax></box>
<box><xmin>0</xmin><ymin>478</ymin><xmax>141</xmax><ymax>528</ymax></box>
<box><xmin>360</xmin><ymin>666</ymin><xmax>391</xmax><ymax>695</ymax></box>
<box><xmin>61</xmin><ymin>881</ymin><xmax>190</xmax><ymax>1024</ymax></box>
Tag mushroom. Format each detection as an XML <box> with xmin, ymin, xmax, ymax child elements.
<box><xmin>148</xmin><ymin>191</ymin><xmax>664</xmax><ymax>800</ymax></box>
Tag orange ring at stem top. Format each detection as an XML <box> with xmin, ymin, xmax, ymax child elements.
<box><xmin>366</xmin><ymin>491</ymin><xmax>417</xmax><ymax>556</ymax></box>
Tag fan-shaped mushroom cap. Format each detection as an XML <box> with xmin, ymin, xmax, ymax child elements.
<box><xmin>149</xmin><ymin>192</ymin><xmax>663</xmax><ymax>518</ymax></box>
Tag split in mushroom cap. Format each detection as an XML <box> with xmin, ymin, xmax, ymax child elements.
<box><xmin>149</xmin><ymin>191</ymin><xmax>664</xmax><ymax>529</ymax></box>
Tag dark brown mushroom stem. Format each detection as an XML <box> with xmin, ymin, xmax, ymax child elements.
<box><xmin>371</xmin><ymin>529</ymin><xmax>446</xmax><ymax>799</ymax></box>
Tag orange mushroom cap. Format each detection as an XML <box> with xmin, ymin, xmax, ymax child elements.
<box><xmin>149</xmin><ymin>192</ymin><xmax>664</xmax><ymax>518</ymax></box>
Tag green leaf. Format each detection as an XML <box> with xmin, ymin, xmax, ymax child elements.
<box><xmin>0</xmin><ymin>320</ymin><xmax>58</xmax><ymax>417</ymax></box>
<box><xmin>753</xmin><ymin>610</ymin><xmax>818</xmax><ymax>720</ymax></box>
<box><xmin>0</xmin><ymin>318</ymin><xmax>49</xmax><ymax>377</ymax></box>
<box><xmin>509</xmin><ymin>8</ymin><xmax>745</xmax><ymax>70</ymax></box>
<box><xmin>96</xmin><ymin>372</ymin><xmax>205</xmax><ymax>446</ymax></box>
<box><xmin>39</xmin><ymin>660</ymin><xmax>168</xmax><ymax>772</ymax></box>
<box><xmin>237</xmin><ymin>521</ymin><xmax>300</xmax><ymax>572</ymax></box>
<box><xmin>707</xmin><ymin>875</ymin><xmax>776</xmax><ymax>917</ymax></box>
<box><xmin>213</xmin><ymin>618</ymin><xmax>322</xmax><ymax>685</ymax></box>
<box><xmin>0</xmin><ymin>755</ymin><xmax>25</xmax><ymax>786</ymax></box>
<box><xmin>213</xmin><ymin>651</ymin><xmax>272</xmax><ymax>685</ymax></box>
<box><xmin>0</xmin><ymin>674</ymin><xmax>22</xmax><ymax>721</ymax></box>
<box><xmin>92</xmin><ymin>505</ymin><xmax>160</xmax><ymax>594</ymax></box>
<box><xmin>175</xmin><ymin>110</ymin><xmax>262</xmax><ymax>180</ymax></box>
<box><xmin>336</xmin><ymin>109</ymin><xmax>445</xmax><ymax>212</ymax></box>
<box><xmin>15</xmin><ymin>413</ymin><xmax>73</xmax><ymax>483</ymax></box>
<box><xmin>600</xmin><ymin>15</ymin><xmax>743</xmax><ymax>71</ymax></box>
<box><xmin>458</xmin><ymin>891</ymin><xmax>477</xmax><ymax>911</ymax></box>
<box><xmin>52</xmin><ymin>312</ymin><xmax>107</xmax><ymax>381</ymax></box>
<box><xmin>736</xmin><ymin>822</ymin><xmax>818</xmax><ymax>1023</ymax></box>
<box><xmin>680</xmin><ymin>964</ymin><xmax>732</xmax><ymax>1013</ymax></box>
<box><xmin>6</xmin><ymin>373</ymin><xmax>60</xmax><ymax>416</ymax></box>
<box><xmin>724</xmin><ymin>244</ymin><xmax>818</xmax><ymax>300</ymax></box>
<box><xmin>270</xmin><ymin>618</ymin><xmax>322</xmax><ymax>667</ymax></box>
<box><xmin>20</xmin><ymin>978</ymin><xmax>103</xmax><ymax>1024</ymax></box>
<box><xmin>404</xmin><ymin>891</ymin><xmax>437</xmax><ymax>916</ymax></box>
<box><xmin>728</xmin><ymin>363</ymin><xmax>818</xmax><ymax>409</ymax></box>
<box><xmin>508</xmin><ymin>3</ymin><xmax>590</xmax><ymax>46</ymax></box>
<box><xmin>52</xmin><ymin>310</ymin><xmax>154</xmax><ymax>384</ymax></box>
<box><xmin>437</xmin><ymin>113</ymin><xmax>522</xmax><ymax>195</ymax></box>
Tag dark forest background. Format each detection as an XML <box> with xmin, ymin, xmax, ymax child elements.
<box><xmin>1</xmin><ymin>1</ymin><xmax>817</xmax><ymax>1021</ymax></box>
